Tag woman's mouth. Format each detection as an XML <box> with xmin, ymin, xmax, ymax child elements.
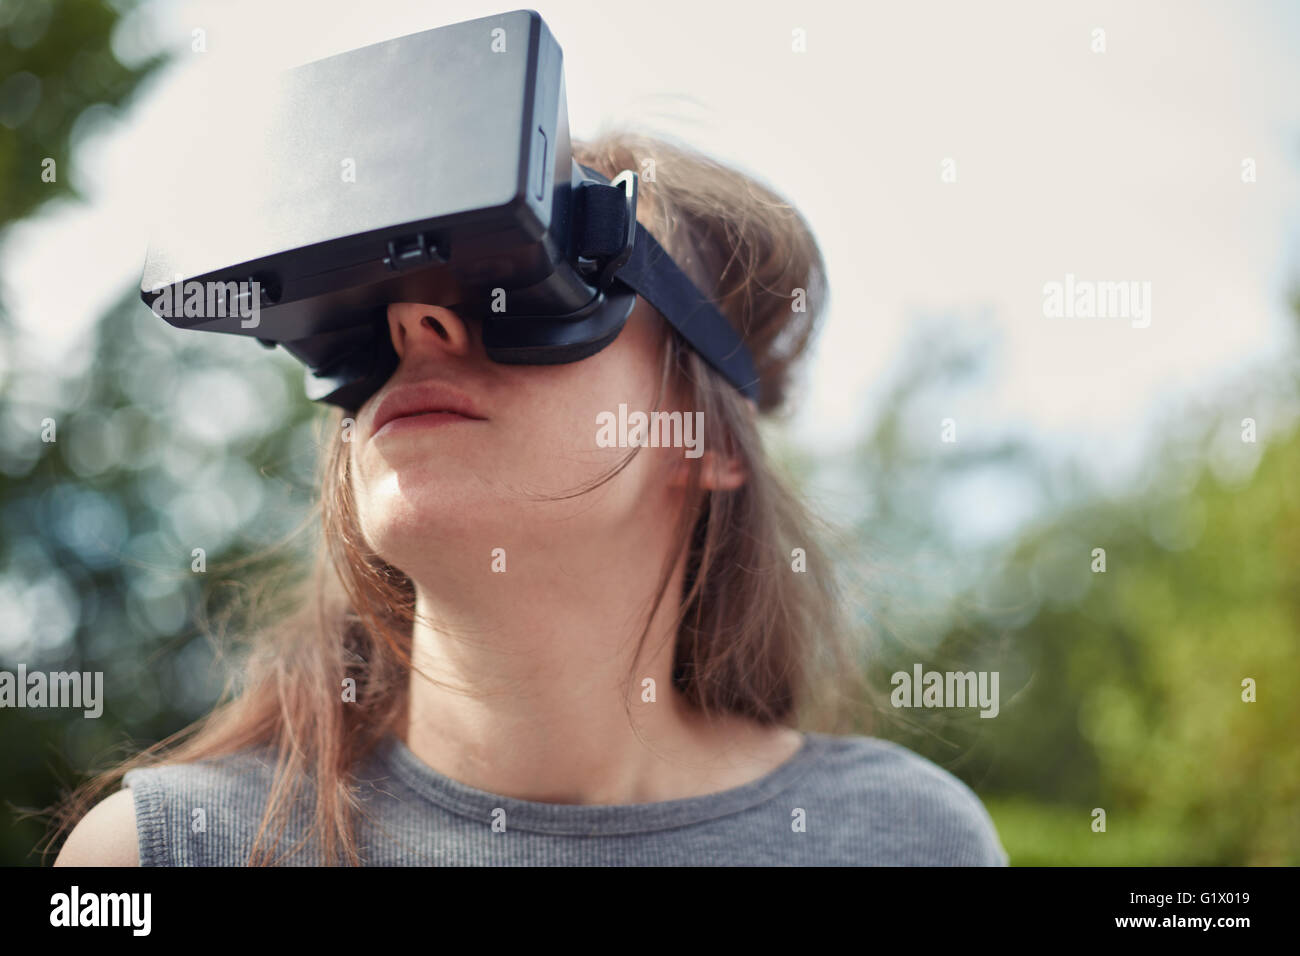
<box><xmin>372</xmin><ymin>409</ymin><xmax>482</xmax><ymax>439</ymax></box>
<box><xmin>369</xmin><ymin>380</ymin><xmax>488</xmax><ymax>440</ymax></box>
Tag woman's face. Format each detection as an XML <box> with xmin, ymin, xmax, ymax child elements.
<box><xmin>349</xmin><ymin>299</ymin><xmax>685</xmax><ymax>574</ymax></box>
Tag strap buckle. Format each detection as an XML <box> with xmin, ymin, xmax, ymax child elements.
<box><xmin>575</xmin><ymin>168</ymin><xmax>639</xmax><ymax>292</ymax></box>
<box><xmin>592</xmin><ymin>170</ymin><xmax>638</xmax><ymax>292</ymax></box>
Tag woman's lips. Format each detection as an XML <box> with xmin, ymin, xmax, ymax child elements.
<box><xmin>368</xmin><ymin>380</ymin><xmax>487</xmax><ymax>440</ymax></box>
<box><xmin>371</xmin><ymin>410</ymin><xmax>481</xmax><ymax>440</ymax></box>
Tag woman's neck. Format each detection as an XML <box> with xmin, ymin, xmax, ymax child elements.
<box><xmin>398</xmin><ymin>547</ymin><xmax>802</xmax><ymax>805</ymax></box>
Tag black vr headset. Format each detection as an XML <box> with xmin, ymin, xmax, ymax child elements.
<box><xmin>139</xmin><ymin>9</ymin><xmax>759</xmax><ymax>411</ymax></box>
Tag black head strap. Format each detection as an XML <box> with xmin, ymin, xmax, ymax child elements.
<box><xmin>577</xmin><ymin>168</ymin><xmax>760</xmax><ymax>402</ymax></box>
<box><xmin>616</xmin><ymin>222</ymin><xmax>759</xmax><ymax>402</ymax></box>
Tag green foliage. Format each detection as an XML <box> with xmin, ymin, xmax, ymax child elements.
<box><xmin>864</xmin><ymin>341</ymin><xmax>1300</xmax><ymax>865</ymax></box>
<box><xmin>1</xmin><ymin>0</ymin><xmax>163</xmax><ymax>227</ymax></box>
<box><xmin>0</xmin><ymin>0</ymin><xmax>170</xmax><ymax>864</ymax></box>
<box><xmin>0</xmin><ymin>0</ymin><xmax>163</xmax><ymax>229</ymax></box>
<box><xmin>983</xmin><ymin>798</ymin><xmax>1203</xmax><ymax>866</ymax></box>
<box><xmin>0</xmin><ymin>290</ymin><xmax>322</xmax><ymax>864</ymax></box>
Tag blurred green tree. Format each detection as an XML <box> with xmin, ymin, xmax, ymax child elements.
<box><xmin>0</xmin><ymin>0</ymin><xmax>175</xmax><ymax>864</ymax></box>
<box><xmin>0</xmin><ymin>0</ymin><xmax>162</xmax><ymax>227</ymax></box>
<box><xmin>1</xmin><ymin>285</ymin><xmax>322</xmax><ymax>864</ymax></box>
<box><xmin>861</xmin><ymin>309</ymin><xmax>1300</xmax><ymax>864</ymax></box>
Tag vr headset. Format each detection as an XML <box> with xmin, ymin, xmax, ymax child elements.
<box><xmin>139</xmin><ymin>9</ymin><xmax>759</xmax><ymax>411</ymax></box>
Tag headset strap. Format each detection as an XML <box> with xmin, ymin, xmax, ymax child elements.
<box><xmin>577</xmin><ymin>174</ymin><xmax>761</xmax><ymax>403</ymax></box>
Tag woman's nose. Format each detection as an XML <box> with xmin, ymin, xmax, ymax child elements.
<box><xmin>387</xmin><ymin>303</ymin><xmax>472</xmax><ymax>360</ymax></box>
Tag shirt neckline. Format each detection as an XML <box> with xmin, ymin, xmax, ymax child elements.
<box><xmin>369</xmin><ymin>729</ymin><xmax>828</xmax><ymax>836</ymax></box>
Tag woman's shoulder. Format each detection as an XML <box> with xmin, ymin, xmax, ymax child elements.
<box><xmin>55</xmin><ymin>746</ymin><xmax>281</xmax><ymax>867</ymax></box>
<box><xmin>54</xmin><ymin>787</ymin><xmax>141</xmax><ymax>866</ymax></box>
<box><xmin>800</xmin><ymin>731</ymin><xmax>1009</xmax><ymax>866</ymax></box>
<box><xmin>120</xmin><ymin>745</ymin><xmax>291</xmax><ymax>866</ymax></box>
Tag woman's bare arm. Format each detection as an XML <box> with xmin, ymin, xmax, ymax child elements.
<box><xmin>53</xmin><ymin>789</ymin><xmax>140</xmax><ymax>866</ymax></box>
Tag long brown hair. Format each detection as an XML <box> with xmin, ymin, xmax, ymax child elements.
<box><xmin>47</xmin><ymin>130</ymin><xmax>870</xmax><ymax>865</ymax></box>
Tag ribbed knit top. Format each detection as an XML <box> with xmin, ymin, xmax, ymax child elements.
<box><xmin>123</xmin><ymin>731</ymin><xmax>1008</xmax><ymax>866</ymax></box>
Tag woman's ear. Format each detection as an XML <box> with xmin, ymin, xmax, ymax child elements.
<box><xmin>666</xmin><ymin>438</ymin><xmax>748</xmax><ymax>490</ymax></box>
<box><xmin>698</xmin><ymin>449</ymin><xmax>747</xmax><ymax>490</ymax></box>
<box><xmin>692</xmin><ymin>398</ymin><xmax>757</xmax><ymax>491</ymax></box>
<box><xmin>662</xmin><ymin>388</ymin><xmax>756</xmax><ymax>492</ymax></box>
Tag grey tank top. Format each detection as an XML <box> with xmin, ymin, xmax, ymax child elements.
<box><xmin>123</xmin><ymin>731</ymin><xmax>1008</xmax><ymax>866</ymax></box>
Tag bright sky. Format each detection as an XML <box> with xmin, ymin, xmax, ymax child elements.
<box><xmin>4</xmin><ymin>0</ymin><xmax>1299</xmax><ymax>542</ymax></box>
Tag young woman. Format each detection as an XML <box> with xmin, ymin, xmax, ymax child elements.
<box><xmin>53</xmin><ymin>132</ymin><xmax>1008</xmax><ymax>866</ymax></box>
